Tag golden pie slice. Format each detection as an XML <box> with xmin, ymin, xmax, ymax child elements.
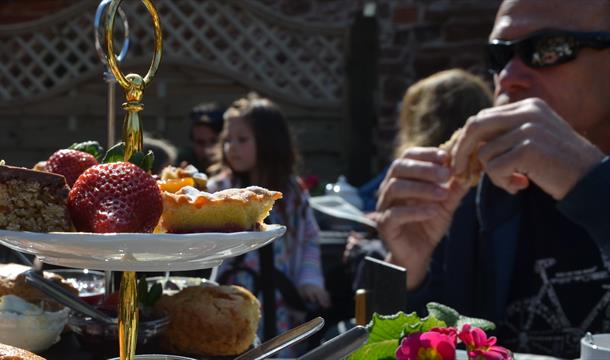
<box><xmin>159</xmin><ymin>186</ymin><xmax>282</xmax><ymax>233</ymax></box>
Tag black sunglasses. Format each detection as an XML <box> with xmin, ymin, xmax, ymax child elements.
<box><xmin>487</xmin><ymin>30</ymin><xmax>610</xmax><ymax>73</ymax></box>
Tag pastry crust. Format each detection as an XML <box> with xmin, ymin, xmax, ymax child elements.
<box><xmin>0</xmin><ymin>343</ymin><xmax>46</xmax><ymax>360</ymax></box>
<box><xmin>439</xmin><ymin>128</ymin><xmax>482</xmax><ymax>187</ymax></box>
<box><xmin>154</xmin><ymin>284</ymin><xmax>260</xmax><ymax>356</ymax></box>
<box><xmin>159</xmin><ymin>186</ymin><xmax>282</xmax><ymax>233</ymax></box>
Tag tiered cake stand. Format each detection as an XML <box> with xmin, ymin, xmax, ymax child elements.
<box><xmin>0</xmin><ymin>1</ymin><xmax>286</xmax><ymax>359</ymax></box>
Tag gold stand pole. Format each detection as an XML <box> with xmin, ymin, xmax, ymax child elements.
<box><xmin>104</xmin><ymin>1</ymin><xmax>162</xmax><ymax>359</ymax></box>
<box><xmin>118</xmin><ymin>271</ymin><xmax>138</xmax><ymax>359</ymax></box>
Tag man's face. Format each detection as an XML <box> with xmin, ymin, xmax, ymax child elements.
<box><xmin>490</xmin><ymin>0</ymin><xmax>610</xmax><ymax>137</ymax></box>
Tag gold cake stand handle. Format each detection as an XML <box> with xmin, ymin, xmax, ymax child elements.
<box><xmin>106</xmin><ymin>0</ymin><xmax>162</xmax><ymax>160</ymax></box>
<box><xmin>104</xmin><ymin>1</ymin><xmax>163</xmax><ymax>360</ymax></box>
<box><xmin>106</xmin><ymin>0</ymin><xmax>162</xmax><ymax>92</ymax></box>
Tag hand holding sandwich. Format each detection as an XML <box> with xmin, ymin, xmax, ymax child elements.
<box><xmin>451</xmin><ymin>98</ymin><xmax>604</xmax><ymax>200</ymax></box>
<box><xmin>377</xmin><ymin>97</ymin><xmax>604</xmax><ymax>291</ymax></box>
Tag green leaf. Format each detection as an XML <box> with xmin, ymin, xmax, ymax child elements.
<box><xmin>137</xmin><ymin>277</ymin><xmax>149</xmax><ymax>304</ymax></box>
<box><xmin>348</xmin><ymin>339</ymin><xmax>398</xmax><ymax>360</ymax></box>
<box><xmin>426</xmin><ymin>302</ymin><xmax>460</xmax><ymax>326</ymax></box>
<box><xmin>415</xmin><ymin>315</ymin><xmax>447</xmax><ymax>333</ymax></box>
<box><xmin>69</xmin><ymin>141</ymin><xmax>105</xmax><ymax>160</ymax></box>
<box><xmin>145</xmin><ymin>283</ymin><xmax>163</xmax><ymax>307</ymax></box>
<box><xmin>348</xmin><ymin>312</ymin><xmax>422</xmax><ymax>360</ymax></box>
<box><xmin>128</xmin><ymin>150</ymin><xmax>154</xmax><ymax>172</ymax></box>
<box><xmin>457</xmin><ymin>316</ymin><xmax>496</xmax><ymax>331</ymax></box>
<box><xmin>103</xmin><ymin>142</ymin><xmax>126</xmax><ymax>164</ymax></box>
<box><xmin>142</xmin><ymin>151</ymin><xmax>154</xmax><ymax>172</ymax></box>
<box><xmin>368</xmin><ymin>312</ymin><xmax>421</xmax><ymax>342</ymax></box>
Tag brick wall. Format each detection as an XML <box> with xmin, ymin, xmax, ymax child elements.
<box><xmin>0</xmin><ymin>0</ymin><xmax>79</xmax><ymax>24</ymax></box>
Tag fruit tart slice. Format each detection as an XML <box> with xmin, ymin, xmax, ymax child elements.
<box><xmin>159</xmin><ymin>186</ymin><xmax>282</xmax><ymax>233</ymax></box>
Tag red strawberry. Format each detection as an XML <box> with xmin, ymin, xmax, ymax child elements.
<box><xmin>46</xmin><ymin>149</ymin><xmax>98</xmax><ymax>187</ymax></box>
<box><xmin>68</xmin><ymin>162</ymin><xmax>162</xmax><ymax>233</ymax></box>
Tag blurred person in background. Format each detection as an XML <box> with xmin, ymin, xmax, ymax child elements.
<box><xmin>175</xmin><ymin>102</ymin><xmax>225</xmax><ymax>172</ymax></box>
<box><xmin>348</xmin><ymin>69</ymin><xmax>493</xmax><ymax>290</ymax></box>
<box><xmin>143</xmin><ymin>135</ymin><xmax>178</xmax><ymax>175</ymax></box>
<box><xmin>358</xmin><ymin>69</ymin><xmax>494</xmax><ymax>212</ymax></box>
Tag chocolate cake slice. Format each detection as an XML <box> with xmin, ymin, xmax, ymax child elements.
<box><xmin>0</xmin><ymin>164</ymin><xmax>72</xmax><ymax>232</ymax></box>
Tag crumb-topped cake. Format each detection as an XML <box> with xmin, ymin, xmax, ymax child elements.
<box><xmin>0</xmin><ymin>165</ymin><xmax>72</xmax><ymax>232</ymax></box>
<box><xmin>159</xmin><ymin>186</ymin><xmax>282</xmax><ymax>233</ymax></box>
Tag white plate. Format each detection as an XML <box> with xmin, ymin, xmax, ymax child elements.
<box><xmin>309</xmin><ymin>195</ymin><xmax>376</xmax><ymax>229</ymax></box>
<box><xmin>0</xmin><ymin>224</ymin><xmax>286</xmax><ymax>272</ymax></box>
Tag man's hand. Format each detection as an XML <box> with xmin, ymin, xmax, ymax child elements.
<box><xmin>376</xmin><ymin>147</ymin><xmax>470</xmax><ymax>290</ymax></box>
<box><xmin>452</xmin><ymin>98</ymin><xmax>604</xmax><ymax>200</ymax></box>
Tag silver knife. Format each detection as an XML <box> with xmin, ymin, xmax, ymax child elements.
<box><xmin>234</xmin><ymin>317</ymin><xmax>325</xmax><ymax>360</ymax></box>
<box><xmin>297</xmin><ymin>325</ymin><xmax>368</xmax><ymax>360</ymax></box>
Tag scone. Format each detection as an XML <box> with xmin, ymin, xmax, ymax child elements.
<box><xmin>0</xmin><ymin>342</ymin><xmax>46</xmax><ymax>359</ymax></box>
<box><xmin>159</xmin><ymin>186</ymin><xmax>282</xmax><ymax>233</ymax></box>
<box><xmin>154</xmin><ymin>284</ymin><xmax>260</xmax><ymax>356</ymax></box>
<box><xmin>439</xmin><ymin>128</ymin><xmax>482</xmax><ymax>187</ymax></box>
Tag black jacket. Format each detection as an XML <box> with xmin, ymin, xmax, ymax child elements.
<box><xmin>408</xmin><ymin>157</ymin><xmax>610</xmax><ymax>323</ymax></box>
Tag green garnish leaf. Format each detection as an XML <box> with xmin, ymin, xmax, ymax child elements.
<box><xmin>426</xmin><ymin>302</ymin><xmax>460</xmax><ymax>326</ymax></box>
<box><xmin>136</xmin><ymin>277</ymin><xmax>163</xmax><ymax>308</ymax></box>
<box><xmin>349</xmin><ymin>340</ymin><xmax>398</xmax><ymax>360</ymax></box>
<box><xmin>102</xmin><ymin>142</ymin><xmax>154</xmax><ymax>172</ymax></box>
<box><xmin>146</xmin><ymin>282</ymin><xmax>163</xmax><ymax>306</ymax></box>
<box><xmin>457</xmin><ymin>316</ymin><xmax>496</xmax><ymax>331</ymax></box>
<box><xmin>128</xmin><ymin>150</ymin><xmax>154</xmax><ymax>172</ymax></box>
<box><xmin>102</xmin><ymin>142</ymin><xmax>126</xmax><ymax>164</ymax></box>
<box><xmin>69</xmin><ymin>141</ymin><xmax>105</xmax><ymax>160</ymax></box>
<box><xmin>137</xmin><ymin>277</ymin><xmax>149</xmax><ymax>302</ymax></box>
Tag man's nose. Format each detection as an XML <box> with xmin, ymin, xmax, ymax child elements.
<box><xmin>496</xmin><ymin>56</ymin><xmax>534</xmax><ymax>93</ymax></box>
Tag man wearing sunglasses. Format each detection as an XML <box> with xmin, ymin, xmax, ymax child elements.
<box><xmin>376</xmin><ymin>0</ymin><xmax>610</xmax><ymax>357</ymax></box>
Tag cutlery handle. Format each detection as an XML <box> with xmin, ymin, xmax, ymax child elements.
<box><xmin>297</xmin><ymin>325</ymin><xmax>368</xmax><ymax>360</ymax></box>
<box><xmin>24</xmin><ymin>269</ymin><xmax>116</xmax><ymax>325</ymax></box>
<box><xmin>234</xmin><ymin>317</ymin><xmax>324</xmax><ymax>360</ymax></box>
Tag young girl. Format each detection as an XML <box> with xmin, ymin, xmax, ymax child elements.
<box><xmin>207</xmin><ymin>93</ymin><xmax>330</xmax><ymax>347</ymax></box>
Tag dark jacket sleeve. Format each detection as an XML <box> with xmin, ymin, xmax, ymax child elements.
<box><xmin>558</xmin><ymin>156</ymin><xmax>610</xmax><ymax>257</ymax></box>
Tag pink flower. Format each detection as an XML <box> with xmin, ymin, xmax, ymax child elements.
<box><xmin>468</xmin><ymin>346</ymin><xmax>513</xmax><ymax>360</ymax></box>
<box><xmin>458</xmin><ymin>324</ymin><xmax>512</xmax><ymax>360</ymax></box>
<box><xmin>396</xmin><ymin>329</ymin><xmax>457</xmax><ymax>360</ymax></box>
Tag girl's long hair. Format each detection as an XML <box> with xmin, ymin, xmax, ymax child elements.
<box><xmin>219</xmin><ymin>93</ymin><xmax>299</xmax><ymax>195</ymax></box>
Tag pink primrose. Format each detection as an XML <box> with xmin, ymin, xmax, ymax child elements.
<box><xmin>396</xmin><ymin>330</ymin><xmax>457</xmax><ymax>360</ymax></box>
